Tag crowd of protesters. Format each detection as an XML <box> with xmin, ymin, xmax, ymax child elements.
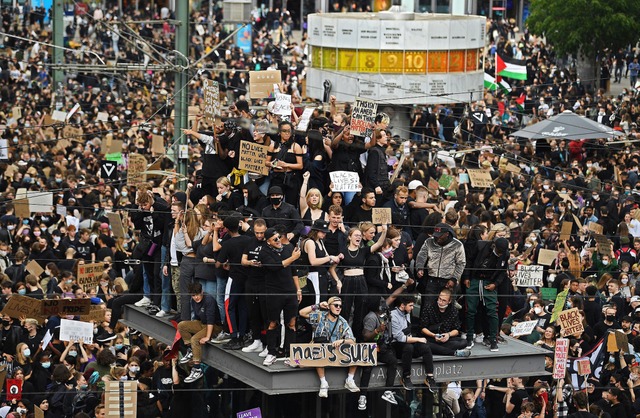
<box><xmin>2</xmin><ymin>1</ymin><xmax>640</xmax><ymax>417</ymax></box>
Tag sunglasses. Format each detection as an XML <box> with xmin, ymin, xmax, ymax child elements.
<box><xmin>271</xmin><ymin>236</ymin><xmax>280</xmax><ymax>241</ymax></box>
<box><xmin>332</xmin><ymin>304</ymin><xmax>342</xmax><ymax>308</ymax></box>
<box><xmin>280</xmin><ymin>129</ymin><xmax>292</xmax><ymax>133</ymax></box>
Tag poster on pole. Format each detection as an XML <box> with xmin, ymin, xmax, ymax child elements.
<box><xmin>553</xmin><ymin>338</ymin><xmax>569</xmax><ymax>379</ymax></box>
<box><xmin>289</xmin><ymin>343</ymin><xmax>377</xmax><ymax>367</ymax></box>
<box><xmin>515</xmin><ymin>265</ymin><xmax>544</xmax><ymax>287</ymax></box>
<box><xmin>203</xmin><ymin>78</ymin><xmax>221</xmax><ymax>120</ymax></box>
<box><xmin>350</xmin><ymin>98</ymin><xmax>377</xmax><ymax>137</ymax></box>
<box><xmin>329</xmin><ymin>171</ymin><xmax>361</xmax><ymax>192</ymax></box>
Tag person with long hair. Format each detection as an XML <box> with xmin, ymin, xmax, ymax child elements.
<box><xmin>265</xmin><ymin>120</ymin><xmax>304</xmax><ymax>206</ymax></box>
<box><xmin>304</xmin><ymin>129</ymin><xmax>330</xmax><ymax>193</ymax></box>
<box><xmin>211</xmin><ymin>177</ymin><xmax>242</xmax><ymax>213</ymax></box>
<box><xmin>300</xmin><ymin>175</ymin><xmax>327</xmax><ymax>226</ymax></box>
<box><xmin>175</xmin><ymin>207</ymin><xmax>205</xmax><ymax>321</ymax></box>
<box><xmin>301</xmin><ymin>220</ymin><xmax>342</xmax><ymax>305</ymax></box>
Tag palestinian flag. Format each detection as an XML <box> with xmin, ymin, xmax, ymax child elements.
<box><xmin>516</xmin><ymin>93</ymin><xmax>525</xmax><ymax>111</ymax></box>
<box><xmin>496</xmin><ymin>52</ymin><xmax>527</xmax><ymax>80</ymax></box>
<box><xmin>484</xmin><ymin>72</ymin><xmax>512</xmax><ymax>93</ymax></box>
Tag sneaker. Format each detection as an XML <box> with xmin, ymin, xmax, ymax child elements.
<box><xmin>283</xmin><ymin>358</ymin><xmax>299</xmax><ymax>368</ymax></box>
<box><xmin>155</xmin><ymin>310</ymin><xmax>171</xmax><ymax>318</ymax></box>
<box><xmin>474</xmin><ymin>333</ymin><xmax>484</xmax><ymax>343</ymax></box>
<box><xmin>263</xmin><ymin>354</ymin><xmax>277</xmax><ymax>366</ymax></box>
<box><xmin>318</xmin><ymin>383</ymin><xmax>329</xmax><ymax>398</ymax></box>
<box><xmin>258</xmin><ymin>347</ymin><xmax>269</xmax><ymax>358</ymax></box>
<box><xmin>455</xmin><ymin>349</ymin><xmax>471</xmax><ymax>357</ymax></box>
<box><xmin>425</xmin><ymin>375</ymin><xmax>436</xmax><ymax>394</ymax></box>
<box><xmin>344</xmin><ymin>380</ymin><xmax>360</xmax><ymax>393</ymax></box>
<box><xmin>179</xmin><ymin>347</ymin><xmax>193</xmax><ymax>364</ymax></box>
<box><xmin>147</xmin><ymin>304</ymin><xmax>160</xmax><ymax>315</ymax></box>
<box><xmin>482</xmin><ymin>337</ymin><xmax>491</xmax><ymax>347</ymax></box>
<box><xmin>134</xmin><ymin>296</ymin><xmax>152</xmax><ymax>307</ymax></box>
<box><xmin>497</xmin><ymin>335</ymin><xmax>507</xmax><ymax>344</ymax></box>
<box><xmin>358</xmin><ymin>395</ymin><xmax>367</xmax><ymax>410</ymax></box>
<box><xmin>242</xmin><ymin>340</ymin><xmax>264</xmax><ymax>353</ymax></box>
<box><xmin>465</xmin><ymin>338</ymin><xmax>474</xmax><ymax>350</ymax></box>
<box><xmin>381</xmin><ymin>390</ymin><xmax>398</xmax><ymax>405</ymax></box>
<box><xmin>211</xmin><ymin>332</ymin><xmax>232</xmax><ymax>344</ymax></box>
<box><xmin>96</xmin><ymin>331</ymin><xmax>116</xmax><ymax>343</ymax></box>
<box><xmin>490</xmin><ymin>340</ymin><xmax>499</xmax><ymax>352</ymax></box>
<box><xmin>184</xmin><ymin>367</ymin><xmax>203</xmax><ymax>383</ymax></box>
<box><xmin>276</xmin><ymin>347</ymin><xmax>287</xmax><ymax>359</ymax></box>
<box><xmin>401</xmin><ymin>377</ymin><xmax>414</xmax><ymax>391</ymax></box>
<box><xmin>242</xmin><ymin>332</ymin><xmax>253</xmax><ymax>347</ymax></box>
<box><xmin>223</xmin><ymin>338</ymin><xmax>244</xmax><ymax>350</ymax></box>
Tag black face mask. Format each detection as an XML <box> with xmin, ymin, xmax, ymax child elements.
<box><xmin>270</xmin><ymin>196</ymin><xmax>283</xmax><ymax>206</ymax></box>
<box><xmin>606</xmin><ymin>315</ymin><xmax>616</xmax><ymax>322</ymax></box>
<box><xmin>1</xmin><ymin>320</ymin><xmax>10</xmax><ymax>327</ymax></box>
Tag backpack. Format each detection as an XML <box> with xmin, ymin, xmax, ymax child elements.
<box><xmin>618</xmin><ymin>247</ymin><xmax>636</xmax><ymax>266</ymax></box>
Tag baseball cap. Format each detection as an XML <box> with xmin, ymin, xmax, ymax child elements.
<box><xmin>408</xmin><ymin>180</ymin><xmax>424</xmax><ymax>191</ymax></box>
<box><xmin>631</xmin><ymin>296</ymin><xmax>640</xmax><ymax>304</ymax></box>
<box><xmin>494</xmin><ymin>238</ymin><xmax>510</xmax><ymax>254</ymax></box>
<box><xmin>432</xmin><ymin>223</ymin><xmax>451</xmax><ymax>238</ymax></box>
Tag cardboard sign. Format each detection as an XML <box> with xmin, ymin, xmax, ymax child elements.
<box><xmin>594</xmin><ymin>234</ymin><xmax>612</xmax><ymax>255</ymax></box>
<box><xmin>0</xmin><ymin>367</ymin><xmax>6</xmax><ymax>391</ymax></box>
<box><xmin>296</xmin><ymin>108</ymin><xmax>314</xmax><ymax>131</ymax></box>
<box><xmin>289</xmin><ymin>343</ymin><xmax>377</xmax><ymax>367</ymax></box>
<box><xmin>350</xmin><ymin>97</ymin><xmax>377</xmax><ymax>137</ymax></box>
<box><xmin>559</xmin><ymin>222</ymin><xmax>573</xmax><ymax>241</ymax></box>
<box><xmin>42</xmin><ymin>299</ymin><xmax>91</xmax><ymax>316</ymax></box>
<box><xmin>14</xmin><ymin>198</ymin><xmax>30</xmax><ymax>218</ymax></box>
<box><xmin>511</xmin><ymin>320</ymin><xmax>538</xmax><ymax>337</ymax></box>
<box><xmin>329</xmin><ymin>171</ymin><xmax>361</xmax><ymax>193</ymax></box>
<box><xmin>202</xmin><ymin>78</ymin><xmax>221</xmax><ymax>120</ymax></box>
<box><xmin>238</xmin><ymin>141</ymin><xmax>269</xmax><ymax>176</ymax></box>
<box><xmin>26</xmin><ymin>260</ymin><xmax>44</xmax><ymax>277</ymax></box>
<box><xmin>80</xmin><ymin>306</ymin><xmax>107</xmax><ymax>323</ymax></box>
<box><xmin>108</xmin><ymin>139</ymin><xmax>123</xmax><ymax>154</ymax></box>
<box><xmin>107</xmin><ymin>212</ymin><xmax>126</xmax><ymax>239</ymax></box>
<box><xmin>237</xmin><ymin>408</ymin><xmax>262</xmax><ymax>418</ymax></box>
<box><xmin>1</xmin><ymin>295</ymin><xmax>43</xmax><ymax>323</ymax></box>
<box><xmin>538</xmin><ymin>249</ymin><xmax>559</xmax><ymax>266</ymax></box>
<box><xmin>273</xmin><ymin>93</ymin><xmax>292</xmax><ymax>117</ymax></box>
<box><xmin>553</xmin><ymin>338</ymin><xmax>569</xmax><ymax>379</ymax></box>
<box><xmin>6</xmin><ymin>378</ymin><xmax>21</xmax><ymax>401</ymax></box>
<box><xmin>127</xmin><ymin>153</ymin><xmax>148</xmax><ymax>186</ymax></box>
<box><xmin>105</xmin><ymin>381</ymin><xmax>138</xmax><ymax>418</ymax></box>
<box><xmin>60</xmin><ymin>318</ymin><xmax>94</xmax><ymax>344</ymax></box>
<box><xmin>588</xmin><ymin>222</ymin><xmax>603</xmax><ymax>235</ymax></box>
<box><xmin>427</xmin><ymin>178</ymin><xmax>440</xmax><ymax>193</ymax></box>
<box><xmin>467</xmin><ymin>169</ymin><xmax>493</xmax><ymax>188</ymax></box>
<box><xmin>11</xmin><ymin>107</ymin><xmax>22</xmax><ymax>120</ymax></box>
<box><xmin>607</xmin><ymin>330</ymin><xmax>629</xmax><ymax>353</ymax></box>
<box><xmin>76</xmin><ymin>262</ymin><xmax>105</xmax><ymax>288</ymax></box>
<box><xmin>151</xmin><ymin>135</ymin><xmax>165</xmax><ymax>154</ymax></box>
<box><xmin>372</xmin><ymin>208</ymin><xmax>392</xmax><ymax>225</ymax></box>
<box><xmin>63</xmin><ymin>126</ymin><xmax>84</xmax><ymax>142</ymax></box>
<box><xmin>558</xmin><ymin>308</ymin><xmax>584</xmax><ymax>336</ymax></box>
<box><xmin>505</xmin><ymin>163</ymin><xmax>521</xmax><ymax>174</ymax></box>
<box><xmin>577</xmin><ymin>359</ymin><xmax>591</xmax><ymax>376</ymax></box>
<box><xmin>541</xmin><ymin>287</ymin><xmax>557</xmax><ymax>301</ymax></box>
<box><xmin>249</xmin><ymin>70</ymin><xmax>281</xmax><ymax>99</ymax></box>
<box><xmin>27</xmin><ymin>191</ymin><xmax>53</xmax><ymax>213</ymax></box>
<box><xmin>515</xmin><ymin>265</ymin><xmax>544</xmax><ymax>287</ymax></box>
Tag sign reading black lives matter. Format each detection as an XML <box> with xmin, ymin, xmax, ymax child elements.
<box><xmin>289</xmin><ymin>343</ymin><xmax>377</xmax><ymax>367</ymax></box>
<box><xmin>515</xmin><ymin>265</ymin><xmax>544</xmax><ymax>287</ymax></box>
<box><xmin>350</xmin><ymin>97</ymin><xmax>377</xmax><ymax>138</ymax></box>
<box><xmin>202</xmin><ymin>79</ymin><xmax>220</xmax><ymax>121</ymax></box>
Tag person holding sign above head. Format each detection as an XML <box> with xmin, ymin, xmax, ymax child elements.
<box><xmin>298</xmin><ymin>296</ymin><xmax>360</xmax><ymax>398</ymax></box>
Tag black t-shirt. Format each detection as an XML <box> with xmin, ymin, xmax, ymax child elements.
<box><xmin>243</xmin><ymin>237</ymin><xmax>266</xmax><ymax>281</ymax></box>
<box><xmin>217</xmin><ymin>235</ymin><xmax>253</xmax><ymax>280</ymax></box>
<box><xmin>258</xmin><ymin>244</ymin><xmax>296</xmax><ymax>293</ymax></box>
<box><xmin>505</xmin><ymin>388</ymin><xmax>529</xmax><ymax>418</ymax></box>
<box><xmin>74</xmin><ymin>239</ymin><xmax>95</xmax><ymax>261</ymax></box>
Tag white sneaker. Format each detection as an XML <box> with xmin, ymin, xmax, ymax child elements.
<box><xmin>242</xmin><ymin>340</ymin><xmax>264</xmax><ymax>353</ymax></box>
<box><xmin>358</xmin><ymin>395</ymin><xmax>367</xmax><ymax>410</ymax></box>
<box><xmin>474</xmin><ymin>333</ymin><xmax>484</xmax><ymax>343</ymax></box>
<box><xmin>258</xmin><ymin>347</ymin><xmax>269</xmax><ymax>358</ymax></box>
<box><xmin>263</xmin><ymin>354</ymin><xmax>277</xmax><ymax>366</ymax></box>
<box><xmin>134</xmin><ymin>296</ymin><xmax>152</xmax><ymax>307</ymax></box>
<box><xmin>318</xmin><ymin>383</ymin><xmax>329</xmax><ymax>398</ymax></box>
<box><xmin>344</xmin><ymin>380</ymin><xmax>360</xmax><ymax>393</ymax></box>
<box><xmin>381</xmin><ymin>390</ymin><xmax>398</xmax><ymax>405</ymax></box>
<box><xmin>211</xmin><ymin>332</ymin><xmax>232</xmax><ymax>344</ymax></box>
<box><xmin>155</xmin><ymin>310</ymin><xmax>171</xmax><ymax>318</ymax></box>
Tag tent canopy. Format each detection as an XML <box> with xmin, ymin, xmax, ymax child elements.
<box><xmin>511</xmin><ymin>110</ymin><xmax>624</xmax><ymax>140</ymax></box>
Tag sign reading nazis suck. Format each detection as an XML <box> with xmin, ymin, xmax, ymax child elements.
<box><xmin>289</xmin><ymin>343</ymin><xmax>378</xmax><ymax>367</ymax></box>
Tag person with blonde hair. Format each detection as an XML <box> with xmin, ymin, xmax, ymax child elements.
<box><xmin>175</xmin><ymin>206</ymin><xmax>205</xmax><ymax>322</ymax></box>
<box><xmin>212</xmin><ymin>177</ymin><xmax>242</xmax><ymax>212</ymax></box>
<box><xmin>300</xmin><ymin>174</ymin><xmax>327</xmax><ymax>225</ymax></box>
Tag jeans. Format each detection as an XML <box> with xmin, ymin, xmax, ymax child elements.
<box><xmin>160</xmin><ymin>246</ymin><xmax>171</xmax><ymax>312</ymax></box>
<box><xmin>343</xmin><ymin>191</ymin><xmax>356</xmax><ymax>206</ymax></box>
<box><xmin>216</xmin><ymin>276</ymin><xmax>228</xmax><ymax>325</ymax></box>
<box><xmin>198</xmin><ymin>279</ymin><xmax>217</xmax><ymax>299</ymax></box>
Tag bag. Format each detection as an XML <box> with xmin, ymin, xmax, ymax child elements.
<box><xmin>313</xmin><ymin>336</ymin><xmax>329</xmax><ymax>344</ymax></box>
<box><xmin>396</xmin><ymin>270</ymin><xmax>410</xmax><ymax>283</ymax></box>
<box><xmin>136</xmin><ymin>238</ymin><xmax>152</xmax><ymax>255</ymax></box>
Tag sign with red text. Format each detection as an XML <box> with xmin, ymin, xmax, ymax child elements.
<box><xmin>553</xmin><ymin>338</ymin><xmax>569</xmax><ymax>379</ymax></box>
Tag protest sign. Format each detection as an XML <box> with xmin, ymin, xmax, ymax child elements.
<box><xmin>553</xmin><ymin>338</ymin><xmax>569</xmax><ymax>379</ymax></box>
<box><xmin>273</xmin><ymin>93</ymin><xmax>292</xmax><ymax>117</ymax></box>
<box><xmin>467</xmin><ymin>169</ymin><xmax>493</xmax><ymax>188</ymax></box>
<box><xmin>97</xmin><ymin>112</ymin><xmax>109</xmax><ymax>122</ymax></box>
<box><xmin>76</xmin><ymin>262</ymin><xmax>105</xmax><ymax>288</ymax></box>
<box><xmin>559</xmin><ymin>222</ymin><xmax>573</xmax><ymax>241</ymax></box>
<box><xmin>26</xmin><ymin>260</ymin><xmax>44</xmax><ymax>277</ymax></box>
<box><xmin>249</xmin><ymin>70</ymin><xmax>281</xmax><ymax>99</ymax></box>
<box><xmin>588</xmin><ymin>222</ymin><xmax>603</xmax><ymax>235</ymax></box>
<box><xmin>515</xmin><ymin>265</ymin><xmax>544</xmax><ymax>287</ymax></box>
<box><xmin>12</xmin><ymin>107</ymin><xmax>22</xmax><ymax>119</ymax></box>
<box><xmin>238</xmin><ymin>141</ymin><xmax>269</xmax><ymax>176</ymax></box>
<box><xmin>541</xmin><ymin>287</ymin><xmax>557</xmax><ymax>301</ymax></box>
<box><xmin>101</xmin><ymin>161</ymin><xmax>118</xmax><ymax>181</ymax></box>
<box><xmin>42</xmin><ymin>299</ymin><xmax>91</xmax><ymax>316</ymax></box>
<box><xmin>511</xmin><ymin>320</ymin><xmax>538</xmax><ymax>337</ymax></box>
<box><xmin>0</xmin><ymin>368</ymin><xmax>6</xmax><ymax>391</ymax></box>
<box><xmin>505</xmin><ymin>163</ymin><xmax>521</xmax><ymax>174</ymax></box>
<box><xmin>41</xmin><ymin>329</ymin><xmax>53</xmax><ymax>351</ymax></box>
<box><xmin>107</xmin><ymin>212</ymin><xmax>126</xmax><ymax>239</ymax></box>
<box><xmin>127</xmin><ymin>153</ymin><xmax>147</xmax><ymax>186</ymax></box>
<box><xmin>594</xmin><ymin>234</ymin><xmax>612</xmax><ymax>255</ymax></box>
<box><xmin>80</xmin><ymin>306</ymin><xmax>107</xmax><ymax>323</ymax></box>
<box><xmin>105</xmin><ymin>381</ymin><xmax>137</xmax><ymax>418</ymax></box>
<box><xmin>0</xmin><ymin>139</ymin><xmax>8</xmax><ymax>161</ymax></box>
<box><xmin>14</xmin><ymin>198</ymin><xmax>30</xmax><ymax>218</ymax></box>
<box><xmin>427</xmin><ymin>178</ymin><xmax>440</xmax><ymax>193</ymax></box>
<box><xmin>330</xmin><ymin>171</ymin><xmax>361</xmax><ymax>193</ymax></box>
<box><xmin>151</xmin><ymin>135</ymin><xmax>165</xmax><ymax>154</ymax></box>
<box><xmin>607</xmin><ymin>330</ymin><xmax>629</xmax><ymax>353</ymax></box>
<box><xmin>577</xmin><ymin>359</ymin><xmax>591</xmax><ymax>376</ymax></box>
<box><xmin>538</xmin><ymin>249</ymin><xmax>559</xmax><ymax>266</ymax></box>
<box><xmin>289</xmin><ymin>343</ymin><xmax>377</xmax><ymax>367</ymax></box>
<box><xmin>350</xmin><ymin>98</ymin><xmax>377</xmax><ymax>137</ymax></box>
<box><xmin>60</xmin><ymin>319</ymin><xmax>94</xmax><ymax>344</ymax></box>
<box><xmin>51</xmin><ymin>110</ymin><xmax>66</xmax><ymax>121</ymax></box>
<box><xmin>26</xmin><ymin>191</ymin><xmax>53</xmax><ymax>213</ymax></box>
<box><xmin>1</xmin><ymin>295</ymin><xmax>43</xmax><ymax>323</ymax></box>
<box><xmin>372</xmin><ymin>208</ymin><xmax>392</xmax><ymax>225</ymax></box>
<box><xmin>558</xmin><ymin>308</ymin><xmax>584</xmax><ymax>336</ymax></box>
<box><xmin>296</xmin><ymin>108</ymin><xmax>314</xmax><ymax>131</ymax></box>
<box><xmin>35</xmin><ymin>406</ymin><xmax>44</xmax><ymax>418</ymax></box>
<box><xmin>202</xmin><ymin>78</ymin><xmax>221</xmax><ymax>120</ymax></box>
<box><xmin>108</xmin><ymin>139</ymin><xmax>123</xmax><ymax>154</ymax></box>
<box><xmin>438</xmin><ymin>174</ymin><xmax>454</xmax><ymax>190</ymax></box>
<box><xmin>237</xmin><ymin>408</ymin><xmax>262</xmax><ymax>418</ymax></box>
<box><xmin>6</xmin><ymin>379</ymin><xmax>21</xmax><ymax>401</ymax></box>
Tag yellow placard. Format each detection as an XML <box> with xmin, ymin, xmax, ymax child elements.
<box><xmin>466</xmin><ymin>49</ymin><xmax>479</xmax><ymax>72</ymax></box>
<box><xmin>404</xmin><ymin>51</ymin><xmax>427</xmax><ymax>74</ymax></box>
<box><xmin>322</xmin><ymin>48</ymin><xmax>337</xmax><ymax>70</ymax></box>
<box><xmin>338</xmin><ymin>49</ymin><xmax>358</xmax><ymax>72</ymax></box>
<box><xmin>428</xmin><ymin>51</ymin><xmax>448</xmax><ymax>73</ymax></box>
<box><xmin>357</xmin><ymin>49</ymin><xmax>380</xmax><ymax>73</ymax></box>
<box><xmin>380</xmin><ymin>51</ymin><xmax>404</xmax><ymax>73</ymax></box>
<box><xmin>311</xmin><ymin>46</ymin><xmax>322</xmax><ymax>69</ymax></box>
<box><xmin>449</xmin><ymin>50</ymin><xmax>465</xmax><ymax>72</ymax></box>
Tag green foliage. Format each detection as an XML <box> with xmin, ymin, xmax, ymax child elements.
<box><xmin>527</xmin><ymin>0</ymin><xmax>640</xmax><ymax>59</ymax></box>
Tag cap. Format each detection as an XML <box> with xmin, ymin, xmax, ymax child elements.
<box><xmin>432</xmin><ymin>223</ymin><xmax>451</xmax><ymax>238</ymax></box>
<box><xmin>494</xmin><ymin>237</ymin><xmax>510</xmax><ymax>254</ymax></box>
<box><xmin>268</xmin><ymin>186</ymin><xmax>283</xmax><ymax>196</ymax></box>
<box><xmin>100</xmin><ymin>222</ymin><xmax>109</xmax><ymax>230</ymax></box>
<box><xmin>631</xmin><ymin>296</ymin><xmax>640</xmax><ymax>304</ymax></box>
<box><xmin>264</xmin><ymin>228</ymin><xmax>278</xmax><ymax>241</ymax></box>
<box><xmin>311</xmin><ymin>219</ymin><xmax>329</xmax><ymax>233</ymax></box>
<box><xmin>408</xmin><ymin>180</ymin><xmax>424</xmax><ymax>191</ymax></box>
<box><xmin>445</xmin><ymin>190</ymin><xmax>457</xmax><ymax>198</ymax></box>
<box><xmin>327</xmin><ymin>296</ymin><xmax>342</xmax><ymax>306</ymax></box>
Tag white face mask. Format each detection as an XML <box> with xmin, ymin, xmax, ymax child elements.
<box><xmin>622</xmin><ymin>278</ymin><xmax>629</xmax><ymax>285</ymax></box>
<box><xmin>534</xmin><ymin>307</ymin><xmax>542</xmax><ymax>315</ymax></box>
<box><xmin>603</xmin><ymin>260</ymin><xmax>610</xmax><ymax>266</ymax></box>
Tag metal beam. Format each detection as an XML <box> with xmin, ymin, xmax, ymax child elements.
<box><xmin>122</xmin><ymin>306</ymin><xmax>175</xmax><ymax>345</ymax></box>
<box><xmin>48</xmin><ymin>64</ymin><xmax>175</xmax><ymax>72</ymax></box>
<box><xmin>174</xmin><ymin>0</ymin><xmax>190</xmax><ymax>180</ymax></box>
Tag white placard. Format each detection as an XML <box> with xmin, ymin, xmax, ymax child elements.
<box><xmin>321</xmin><ymin>18</ymin><xmax>338</xmax><ymax>48</ymax></box>
<box><xmin>60</xmin><ymin>319</ymin><xmax>94</xmax><ymax>345</ymax></box>
<box><xmin>403</xmin><ymin>141</ymin><xmax>410</xmax><ymax>157</ymax></box>
<box><xmin>511</xmin><ymin>320</ymin><xmax>538</xmax><ymax>337</ymax></box>
<box><xmin>380</xmin><ymin>21</ymin><xmax>405</xmax><ymax>50</ymax></box>
<box><xmin>41</xmin><ymin>329</ymin><xmax>53</xmax><ymax>350</ymax></box>
<box><xmin>405</xmin><ymin>20</ymin><xmax>428</xmax><ymax>50</ymax></box>
<box><xmin>0</xmin><ymin>139</ymin><xmax>8</xmax><ymax>160</ymax></box>
<box><xmin>56</xmin><ymin>204</ymin><xmax>67</xmax><ymax>217</ymax></box>
<box><xmin>357</xmin><ymin>19</ymin><xmax>381</xmax><ymax>50</ymax></box>
<box><xmin>449</xmin><ymin>19</ymin><xmax>468</xmax><ymax>49</ymax></box>
<box><xmin>96</xmin><ymin>112</ymin><xmax>109</xmax><ymax>122</ymax></box>
<box><xmin>296</xmin><ymin>108</ymin><xmax>315</xmax><ymax>131</ymax></box>
<box><xmin>337</xmin><ymin>18</ymin><xmax>358</xmax><ymax>49</ymax></box>
<box><xmin>51</xmin><ymin>110</ymin><xmax>67</xmax><ymax>121</ymax></box>
<box><xmin>553</xmin><ymin>338</ymin><xmax>569</xmax><ymax>379</ymax></box>
<box><xmin>26</xmin><ymin>191</ymin><xmax>53</xmax><ymax>213</ymax></box>
<box><xmin>308</xmin><ymin>15</ymin><xmax>322</xmax><ymax>45</ymax></box>
<box><xmin>330</xmin><ymin>171</ymin><xmax>361</xmax><ymax>192</ymax></box>
<box><xmin>516</xmin><ymin>265</ymin><xmax>544</xmax><ymax>287</ymax></box>
<box><xmin>427</xmin><ymin>20</ymin><xmax>450</xmax><ymax>50</ymax></box>
<box><xmin>273</xmin><ymin>93</ymin><xmax>292</xmax><ymax>117</ymax></box>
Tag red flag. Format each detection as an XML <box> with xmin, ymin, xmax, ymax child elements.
<box><xmin>516</xmin><ymin>93</ymin><xmax>526</xmax><ymax>107</ymax></box>
<box><xmin>496</xmin><ymin>53</ymin><xmax>507</xmax><ymax>76</ymax></box>
<box><xmin>163</xmin><ymin>320</ymin><xmax>182</xmax><ymax>361</ymax></box>
<box><xmin>498</xmin><ymin>101</ymin><xmax>505</xmax><ymax>116</ymax></box>
<box><xmin>6</xmin><ymin>379</ymin><xmax>22</xmax><ymax>401</ymax></box>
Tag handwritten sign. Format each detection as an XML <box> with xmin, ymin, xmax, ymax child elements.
<box><xmin>14</xmin><ymin>198</ymin><xmax>30</xmax><ymax>218</ymax></box>
<box><xmin>296</xmin><ymin>108</ymin><xmax>314</xmax><ymax>131</ymax></box>
<box><xmin>60</xmin><ymin>318</ymin><xmax>94</xmax><ymax>344</ymax></box>
<box><xmin>80</xmin><ymin>306</ymin><xmax>106</xmax><ymax>323</ymax></box>
<box><xmin>558</xmin><ymin>308</ymin><xmax>584</xmax><ymax>337</ymax></box>
<box><xmin>238</xmin><ymin>141</ymin><xmax>269</xmax><ymax>176</ymax></box>
<box><xmin>538</xmin><ymin>249</ymin><xmax>559</xmax><ymax>266</ymax></box>
<box><xmin>151</xmin><ymin>135</ymin><xmax>165</xmax><ymax>154</ymax></box>
<box><xmin>42</xmin><ymin>299</ymin><xmax>91</xmax><ymax>316</ymax></box>
<box><xmin>237</xmin><ymin>408</ymin><xmax>262</xmax><ymax>418</ymax></box>
<box><xmin>330</xmin><ymin>171</ymin><xmax>361</xmax><ymax>193</ymax></box>
<box><xmin>427</xmin><ymin>178</ymin><xmax>440</xmax><ymax>193</ymax></box>
<box><xmin>1</xmin><ymin>295</ymin><xmax>44</xmax><ymax>323</ymax></box>
<box><xmin>438</xmin><ymin>174</ymin><xmax>454</xmax><ymax>190</ymax></box>
<box><xmin>588</xmin><ymin>222</ymin><xmax>603</xmax><ymax>235</ymax></box>
<box><xmin>105</xmin><ymin>381</ymin><xmax>138</xmax><ymax>418</ymax></box>
<box><xmin>0</xmin><ymin>139</ymin><xmax>8</xmax><ymax>161</ymax></box>
<box><xmin>76</xmin><ymin>263</ymin><xmax>105</xmax><ymax>288</ymax></box>
<box><xmin>202</xmin><ymin>78</ymin><xmax>221</xmax><ymax>120</ymax></box>
<box><xmin>127</xmin><ymin>153</ymin><xmax>148</xmax><ymax>187</ymax></box>
<box><xmin>289</xmin><ymin>343</ymin><xmax>377</xmax><ymax>367</ymax></box>
<box><xmin>26</xmin><ymin>260</ymin><xmax>44</xmax><ymax>277</ymax></box>
<box><xmin>350</xmin><ymin>98</ymin><xmax>377</xmax><ymax>137</ymax></box>
<box><xmin>273</xmin><ymin>93</ymin><xmax>292</xmax><ymax>117</ymax></box>
<box><xmin>516</xmin><ymin>265</ymin><xmax>544</xmax><ymax>287</ymax></box>
<box><xmin>511</xmin><ymin>320</ymin><xmax>538</xmax><ymax>337</ymax></box>
<box><xmin>607</xmin><ymin>330</ymin><xmax>629</xmax><ymax>353</ymax></box>
<box><xmin>249</xmin><ymin>70</ymin><xmax>281</xmax><ymax>99</ymax></box>
<box><xmin>553</xmin><ymin>338</ymin><xmax>569</xmax><ymax>379</ymax></box>
<box><xmin>467</xmin><ymin>169</ymin><xmax>493</xmax><ymax>188</ymax></box>
<box><xmin>594</xmin><ymin>234</ymin><xmax>612</xmax><ymax>255</ymax></box>
<box><xmin>12</xmin><ymin>107</ymin><xmax>22</xmax><ymax>120</ymax></box>
<box><xmin>107</xmin><ymin>212</ymin><xmax>126</xmax><ymax>239</ymax></box>
<box><xmin>576</xmin><ymin>359</ymin><xmax>591</xmax><ymax>376</ymax></box>
<box><xmin>372</xmin><ymin>208</ymin><xmax>392</xmax><ymax>225</ymax></box>
<box><xmin>559</xmin><ymin>222</ymin><xmax>573</xmax><ymax>241</ymax></box>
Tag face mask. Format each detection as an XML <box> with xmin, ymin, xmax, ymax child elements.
<box><xmin>1</xmin><ymin>320</ymin><xmax>9</xmax><ymax>327</ymax></box>
<box><xmin>566</xmin><ymin>301</ymin><xmax>572</xmax><ymax>308</ymax></box>
<box><xmin>7</xmin><ymin>225</ymin><xmax>15</xmax><ymax>231</ymax></box>
<box><xmin>22</xmin><ymin>230</ymin><xmax>30</xmax><ymax>236</ymax></box>
<box><xmin>543</xmin><ymin>185</ymin><xmax>550</xmax><ymax>190</ymax></box>
<box><xmin>120</xmin><ymin>375</ymin><xmax>128</xmax><ymax>381</ymax></box>
<box><xmin>382</xmin><ymin>248</ymin><xmax>394</xmax><ymax>259</ymax></box>
<box><xmin>115</xmin><ymin>343</ymin><xmax>124</xmax><ymax>350</ymax></box>
<box><xmin>129</xmin><ymin>366</ymin><xmax>139</xmax><ymax>373</ymax></box>
<box><xmin>33</xmin><ymin>231</ymin><xmax>41</xmax><ymax>237</ymax></box>
<box><xmin>437</xmin><ymin>300</ymin><xmax>449</xmax><ymax>310</ymax></box>
<box><xmin>122</xmin><ymin>192</ymin><xmax>128</xmax><ymax>197</ymax></box>
<box><xmin>534</xmin><ymin>307</ymin><xmax>542</xmax><ymax>314</ymax></box>
<box><xmin>68</xmin><ymin>350</ymin><xmax>78</xmax><ymax>357</ymax></box>
<box><xmin>622</xmin><ymin>278</ymin><xmax>629</xmax><ymax>285</ymax></box>
<box><xmin>593</xmin><ymin>195</ymin><xmax>600</xmax><ymax>200</ymax></box>
<box><xmin>606</xmin><ymin>315</ymin><xmax>616</xmax><ymax>322</ymax></box>
<box><xmin>270</xmin><ymin>196</ymin><xmax>283</xmax><ymax>206</ymax></box>
<box><xmin>66</xmin><ymin>280</ymin><xmax>73</xmax><ymax>285</ymax></box>
<box><xmin>609</xmin><ymin>355</ymin><xmax>616</xmax><ymax>364</ymax></box>
<box><xmin>23</xmin><ymin>348</ymin><xmax>31</xmax><ymax>357</ymax></box>
<box><xmin>18</xmin><ymin>289</ymin><xmax>26</xmax><ymax>295</ymax></box>
<box><xmin>529</xmin><ymin>301</ymin><xmax>535</xmax><ymax>308</ymax></box>
<box><xmin>602</xmin><ymin>260</ymin><xmax>609</xmax><ymax>266</ymax></box>
<box><xmin>56</xmin><ymin>178</ymin><xmax>63</xmax><ymax>183</ymax></box>
<box><xmin>80</xmin><ymin>384</ymin><xmax>88</xmax><ymax>390</ymax></box>
<box><xmin>16</xmin><ymin>408</ymin><xmax>26</xmax><ymax>415</ymax></box>
<box><xmin>53</xmin><ymin>236</ymin><xmax>61</xmax><ymax>243</ymax></box>
<box><xmin>41</xmin><ymin>361</ymin><xmax>51</xmax><ymax>369</ymax></box>
<box><xmin>0</xmin><ymin>251</ymin><xmax>6</xmax><ymax>257</ymax></box>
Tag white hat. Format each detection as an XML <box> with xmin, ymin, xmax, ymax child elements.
<box><xmin>631</xmin><ymin>296</ymin><xmax>640</xmax><ymax>304</ymax></box>
<box><xmin>408</xmin><ymin>180</ymin><xmax>424</xmax><ymax>190</ymax></box>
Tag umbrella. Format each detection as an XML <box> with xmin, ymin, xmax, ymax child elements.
<box><xmin>511</xmin><ymin>110</ymin><xmax>624</xmax><ymax>140</ymax></box>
